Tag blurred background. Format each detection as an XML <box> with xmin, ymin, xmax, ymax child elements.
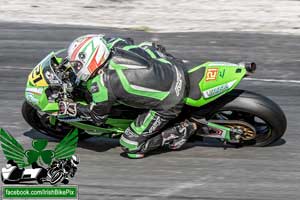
<box><xmin>1</xmin><ymin>0</ymin><xmax>300</xmax><ymax>34</ymax></box>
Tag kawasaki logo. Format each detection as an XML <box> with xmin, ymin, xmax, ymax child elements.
<box><xmin>202</xmin><ymin>80</ymin><xmax>236</xmax><ymax>98</ymax></box>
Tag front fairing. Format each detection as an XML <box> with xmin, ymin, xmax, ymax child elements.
<box><xmin>25</xmin><ymin>51</ymin><xmax>64</xmax><ymax>113</ymax></box>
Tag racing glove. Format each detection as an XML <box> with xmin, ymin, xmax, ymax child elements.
<box><xmin>58</xmin><ymin>101</ymin><xmax>77</xmax><ymax>117</ymax></box>
<box><xmin>76</xmin><ymin>103</ymin><xmax>109</xmax><ymax>125</ymax></box>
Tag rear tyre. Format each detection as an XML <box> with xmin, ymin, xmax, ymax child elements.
<box><xmin>22</xmin><ymin>101</ymin><xmax>91</xmax><ymax>140</ymax></box>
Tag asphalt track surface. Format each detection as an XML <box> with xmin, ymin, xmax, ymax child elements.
<box><xmin>0</xmin><ymin>22</ymin><xmax>299</xmax><ymax>200</ymax></box>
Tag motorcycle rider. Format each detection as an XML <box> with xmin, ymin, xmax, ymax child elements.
<box><xmin>59</xmin><ymin>34</ymin><xmax>197</xmax><ymax>158</ymax></box>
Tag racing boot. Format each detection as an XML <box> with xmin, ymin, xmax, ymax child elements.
<box><xmin>121</xmin><ymin>120</ymin><xmax>197</xmax><ymax>158</ymax></box>
<box><xmin>162</xmin><ymin>120</ymin><xmax>197</xmax><ymax>150</ymax></box>
<box><xmin>135</xmin><ymin>120</ymin><xmax>197</xmax><ymax>155</ymax></box>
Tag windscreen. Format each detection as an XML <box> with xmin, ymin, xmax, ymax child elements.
<box><xmin>29</xmin><ymin>52</ymin><xmax>63</xmax><ymax>87</ymax></box>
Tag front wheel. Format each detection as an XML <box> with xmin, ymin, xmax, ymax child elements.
<box><xmin>22</xmin><ymin>101</ymin><xmax>91</xmax><ymax>140</ymax></box>
<box><xmin>193</xmin><ymin>90</ymin><xmax>287</xmax><ymax>146</ymax></box>
<box><xmin>49</xmin><ymin>170</ymin><xmax>64</xmax><ymax>185</ymax></box>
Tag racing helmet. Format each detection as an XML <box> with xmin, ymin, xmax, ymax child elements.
<box><xmin>67</xmin><ymin>34</ymin><xmax>110</xmax><ymax>82</ymax></box>
<box><xmin>71</xmin><ymin>155</ymin><xmax>79</xmax><ymax>166</ymax></box>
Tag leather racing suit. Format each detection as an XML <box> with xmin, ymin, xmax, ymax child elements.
<box><xmin>76</xmin><ymin>37</ymin><xmax>196</xmax><ymax>158</ymax></box>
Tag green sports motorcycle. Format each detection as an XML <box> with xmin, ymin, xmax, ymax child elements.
<box><xmin>22</xmin><ymin>50</ymin><xmax>287</xmax><ymax>147</ymax></box>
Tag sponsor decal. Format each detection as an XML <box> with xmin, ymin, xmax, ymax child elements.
<box><xmin>0</xmin><ymin>128</ymin><xmax>79</xmax><ymax>186</ymax></box>
<box><xmin>149</xmin><ymin>117</ymin><xmax>161</xmax><ymax>133</ymax></box>
<box><xmin>205</xmin><ymin>128</ymin><xmax>227</xmax><ymax>139</ymax></box>
<box><xmin>25</xmin><ymin>93</ymin><xmax>39</xmax><ymax>104</ymax></box>
<box><xmin>219</xmin><ymin>69</ymin><xmax>226</xmax><ymax>78</ymax></box>
<box><xmin>205</xmin><ymin>68</ymin><xmax>218</xmax><ymax>81</ymax></box>
<box><xmin>25</xmin><ymin>87</ymin><xmax>43</xmax><ymax>95</ymax></box>
<box><xmin>202</xmin><ymin>80</ymin><xmax>236</xmax><ymax>98</ymax></box>
<box><xmin>25</xmin><ymin>88</ymin><xmax>43</xmax><ymax>104</ymax></box>
<box><xmin>174</xmin><ymin>67</ymin><xmax>183</xmax><ymax>96</ymax></box>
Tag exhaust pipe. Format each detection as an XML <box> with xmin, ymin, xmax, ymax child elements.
<box><xmin>239</xmin><ymin>62</ymin><xmax>256</xmax><ymax>73</ymax></box>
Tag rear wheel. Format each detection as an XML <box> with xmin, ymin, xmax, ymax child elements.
<box><xmin>22</xmin><ymin>101</ymin><xmax>91</xmax><ymax>140</ymax></box>
<box><xmin>193</xmin><ymin>90</ymin><xmax>287</xmax><ymax>146</ymax></box>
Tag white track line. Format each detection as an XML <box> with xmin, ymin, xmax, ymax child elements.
<box><xmin>134</xmin><ymin>181</ymin><xmax>205</xmax><ymax>200</ymax></box>
<box><xmin>0</xmin><ymin>66</ymin><xmax>32</xmax><ymax>70</ymax></box>
<box><xmin>244</xmin><ymin>77</ymin><xmax>300</xmax><ymax>84</ymax></box>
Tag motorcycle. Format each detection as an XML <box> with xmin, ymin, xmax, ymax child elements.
<box><xmin>22</xmin><ymin>50</ymin><xmax>287</xmax><ymax>147</ymax></box>
<box><xmin>42</xmin><ymin>155</ymin><xmax>79</xmax><ymax>185</ymax></box>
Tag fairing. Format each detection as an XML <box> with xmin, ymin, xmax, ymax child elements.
<box><xmin>185</xmin><ymin>62</ymin><xmax>247</xmax><ymax>107</ymax></box>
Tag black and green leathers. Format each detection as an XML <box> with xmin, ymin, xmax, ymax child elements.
<box><xmin>76</xmin><ymin>36</ymin><xmax>195</xmax><ymax>158</ymax></box>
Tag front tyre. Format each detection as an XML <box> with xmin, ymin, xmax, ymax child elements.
<box><xmin>50</xmin><ymin>170</ymin><xmax>64</xmax><ymax>185</ymax></box>
<box><xmin>22</xmin><ymin>101</ymin><xmax>91</xmax><ymax>140</ymax></box>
